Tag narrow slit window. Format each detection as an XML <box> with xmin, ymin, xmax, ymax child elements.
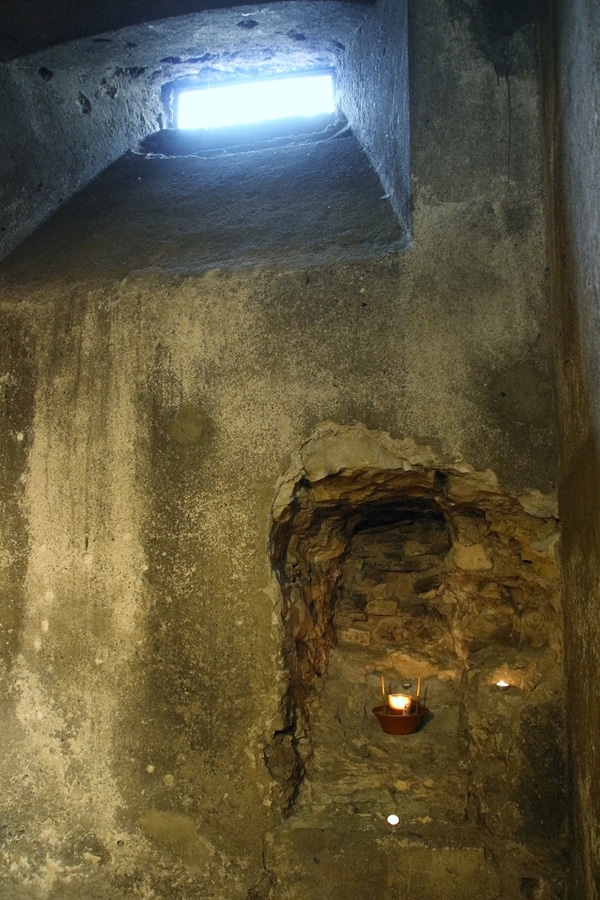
<box><xmin>176</xmin><ymin>72</ymin><xmax>335</xmax><ymax>130</ymax></box>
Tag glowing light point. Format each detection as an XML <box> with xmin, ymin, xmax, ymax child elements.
<box><xmin>388</xmin><ymin>693</ymin><xmax>412</xmax><ymax>713</ymax></box>
<box><xmin>387</xmin><ymin>814</ymin><xmax>400</xmax><ymax>826</ymax></box>
<box><xmin>496</xmin><ymin>680</ymin><xmax>510</xmax><ymax>690</ymax></box>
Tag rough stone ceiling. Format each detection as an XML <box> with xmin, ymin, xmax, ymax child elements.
<box><xmin>0</xmin><ymin>0</ymin><xmax>375</xmax><ymax>62</ymax></box>
<box><xmin>7</xmin><ymin>2</ymin><xmax>374</xmax><ymax>95</ymax></box>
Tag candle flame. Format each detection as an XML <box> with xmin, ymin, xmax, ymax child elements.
<box><xmin>388</xmin><ymin>693</ymin><xmax>412</xmax><ymax>711</ymax></box>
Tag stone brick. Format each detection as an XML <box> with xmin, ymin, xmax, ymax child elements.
<box><xmin>387</xmin><ymin>572</ymin><xmax>415</xmax><ymax>598</ymax></box>
<box><xmin>403</xmin><ymin>540</ymin><xmax>429</xmax><ymax>557</ymax></box>
<box><xmin>454</xmin><ymin>542</ymin><xmax>493</xmax><ymax>571</ymax></box>
<box><xmin>338</xmin><ymin>626</ymin><xmax>371</xmax><ymax>647</ymax></box>
<box><xmin>365</xmin><ymin>598</ymin><xmax>398</xmax><ymax>616</ymax></box>
<box><xmin>414</xmin><ymin>573</ymin><xmax>442</xmax><ymax>594</ymax></box>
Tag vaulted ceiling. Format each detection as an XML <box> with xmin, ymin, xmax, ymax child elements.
<box><xmin>0</xmin><ymin>0</ymin><xmax>375</xmax><ymax>61</ymax></box>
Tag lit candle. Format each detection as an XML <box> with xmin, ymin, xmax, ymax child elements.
<box><xmin>496</xmin><ymin>680</ymin><xmax>509</xmax><ymax>690</ymax></box>
<box><xmin>388</xmin><ymin>694</ymin><xmax>412</xmax><ymax>714</ymax></box>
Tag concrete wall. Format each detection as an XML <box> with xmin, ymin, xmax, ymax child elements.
<box><xmin>0</xmin><ymin>0</ymin><xmax>375</xmax><ymax>61</ymax></box>
<box><xmin>0</xmin><ymin>55</ymin><xmax>162</xmax><ymax>261</ymax></box>
<box><xmin>339</xmin><ymin>0</ymin><xmax>411</xmax><ymax>235</ymax></box>
<box><xmin>0</xmin><ymin>1</ymin><xmax>559</xmax><ymax>897</ymax></box>
<box><xmin>544</xmin><ymin>1</ymin><xmax>600</xmax><ymax>896</ymax></box>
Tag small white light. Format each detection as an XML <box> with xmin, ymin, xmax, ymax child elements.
<box><xmin>496</xmin><ymin>680</ymin><xmax>510</xmax><ymax>690</ymax></box>
<box><xmin>176</xmin><ymin>72</ymin><xmax>335</xmax><ymax>130</ymax></box>
<box><xmin>386</xmin><ymin>814</ymin><xmax>400</xmax><ymax>826</ymax></box>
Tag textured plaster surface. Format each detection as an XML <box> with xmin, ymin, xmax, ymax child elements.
<box><xmin>0</xmin><ymin>0</ymin><xmax>560</xmax><ymax>897</ymax></box>
<box><xmin>339</xmin><ymin>0</ymin><xmax>410</xmax><ymax>228</ymax></box>
<box><xmin>545</xmin><ymin>0</ymin><xmax>600</xmax><ymax>896</ymax></box>
<box><xmin>0</xmin><ymin>133</ymin><xmax>404</xmax><ymax>280</ymax></box>
<box><xmin>0</xmin><ymin>0</ymin><xmax>375</xmax><ymax>61</ymax></box>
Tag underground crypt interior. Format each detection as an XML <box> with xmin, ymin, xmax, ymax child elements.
<box><xmin>0</xmin><ymin>0</ymin><xmax>598</xmax><ymax>898</ymax></box>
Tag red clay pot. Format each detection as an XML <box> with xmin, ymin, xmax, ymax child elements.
<box><xmin>372</xmin><ymin>704</ymin><xmax>429</xmax><ymax>735</ymax></box>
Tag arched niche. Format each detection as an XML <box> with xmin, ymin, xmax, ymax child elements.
<box><xmin>266</xmin><ymin>422</ymin><xmax>561</xmax><ymax>814</ymax></box>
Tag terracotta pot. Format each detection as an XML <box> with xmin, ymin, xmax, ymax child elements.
<box><xmin>372</xmin><ymin>704</ymin><xmax>429</xmax><ymax>735</ymax></box>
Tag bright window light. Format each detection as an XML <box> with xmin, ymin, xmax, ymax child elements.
<box><xmin>176</xmin><ymin>73</ymin><xmax>335</xmax><ymax>130</ymax></box>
